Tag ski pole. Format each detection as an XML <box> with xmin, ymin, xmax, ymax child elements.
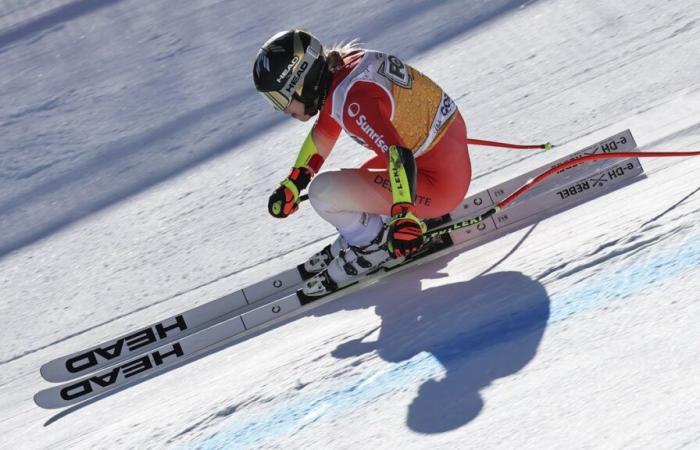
<box><xmin>467</xmin><ymin>138</ymin><xmax>554</xmax><ymax>150</ymax></box>
<box><xmin>424</xmin><ymin>150</ymin><xmax>700</xmax><ymax>240</ymax></box>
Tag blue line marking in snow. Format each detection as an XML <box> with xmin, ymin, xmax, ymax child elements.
<box><xmin>192</xmin><ymin>232</ymin><xmax>699</xmax><ymax>449</ymax></box>
<box><xmin>548</xmin><ymin>232</ymin><xmax>700</xmax><ymax>323</ymax></box>
<box><xmin>193</xmin><ymin>354</ymin><xmax>443</xmax><ymax>450</ymax></box>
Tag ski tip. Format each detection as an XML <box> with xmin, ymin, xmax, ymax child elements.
<box><xmin>39</xmin><ymin>364</ymin><xmax>60</xmax><ymax>384</ymax></box>
<box><xmin>543</xmin><ymin>142</ymin><xmax>554</xmax><ymax>151</ymax></box>
<box><xmin>33</xmin><ymin>390</ymin><xmax>57</xmax><ymax>410</ymax></box>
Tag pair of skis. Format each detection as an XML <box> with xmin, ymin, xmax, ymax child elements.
<box><xmin>34</xmin><ymin>130</ymin><xmax>645</xmax><ymax>409</ymax></box>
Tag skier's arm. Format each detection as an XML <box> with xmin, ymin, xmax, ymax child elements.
<box><xmin>387</xmin><ymin>144</ymin><xmax>417</xmax><ymax>210</ymax></box>
<box><xmin>268</xmin><ymin>113</ymin><xmax>341</xmax><ymax>218</ymax></box>
<box><xmin>386</xmin><ymin>144</ymin><xmax>426</xmax><ymax>257</ymax></box>
<box><xmin>292</xmin><ymin>115</ymin><xmax>341</xmax><ymax>175</ymax></box>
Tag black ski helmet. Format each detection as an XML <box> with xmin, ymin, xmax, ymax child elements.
<box><xmin>253</xmin><ymin>30</ymin><xmax>330</xmax><ymax>115</ymax></box>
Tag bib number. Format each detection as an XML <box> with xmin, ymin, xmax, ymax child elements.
<box><xmin>379</xmin><ymin>55</ymin><xmax>412</xmax><ymax>89</ymax></box>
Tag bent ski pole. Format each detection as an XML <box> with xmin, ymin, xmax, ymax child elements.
<box><xmin>424</xmin><ymin>150</ymin><xmax>700</xmax><ymax>240</ymax></box>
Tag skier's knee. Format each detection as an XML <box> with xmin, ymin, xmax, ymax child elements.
<box><xmin>308</xmin><ymin>171</ymin><xmax>335</xmax><ymax>213</ymax></box>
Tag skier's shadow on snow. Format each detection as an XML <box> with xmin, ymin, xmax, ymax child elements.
<box><xmin>319</xmin><ymin>251</ymin><xmax>550</xmax><ymax>434</ymax></box>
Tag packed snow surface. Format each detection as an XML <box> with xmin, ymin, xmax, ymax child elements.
<box><xmin>1</xmin><ymin>0</ymin><xmax>699</xmax><ymax>448</ymax></box>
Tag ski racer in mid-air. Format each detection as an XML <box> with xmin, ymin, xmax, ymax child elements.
<box><xmin>252</xmin><ymin>29</ymin><xmax>472</xmax><ymax>296</ymax></box>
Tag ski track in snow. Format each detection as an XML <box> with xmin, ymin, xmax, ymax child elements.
<box><xmin>1</xmin><ymin>0</ymin><xmax>700</xmax><ymax>449</ymax></box>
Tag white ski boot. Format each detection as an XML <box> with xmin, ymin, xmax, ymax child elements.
<box><xmin>301</xmin><ymin>227</ymin><xmax>395</xmax><ymax>297</ymax></box>
<box><xmin>298</xmin><ymin>235</ymin><xmax>348</xmax><ymax>278</ymax></box>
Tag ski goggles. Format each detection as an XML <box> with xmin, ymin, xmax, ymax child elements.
<box><xmin>260</xmin><ymin>89</ymin><xmax>296</xmax><ymax>111</ymax></box>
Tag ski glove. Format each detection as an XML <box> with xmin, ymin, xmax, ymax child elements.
<box><xmin>387</xmin><ymin>203</ymin><xmax>427</xmax><ymax>258</ymax></box>
<box><xmin>268</xmin><ymin>167</ymin><xmax>312</xmax><ymax>218</ymax></box>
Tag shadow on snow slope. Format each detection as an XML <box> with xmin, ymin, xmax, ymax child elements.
<box><xmin>319</xmin><ymin>255</ymin><xmax>550</xmax><ymax>434</ymax></box>
<box><xmin>194</xmin><ymin>279</ymin><xmax>549</xmax><ymax>449</ymax></box>
<box><xmin>190</xmin><ymin>266</ymin><xmax>549</xmax><ymax>448</ymax></box>
<box><xmin>188</xmin><ymin>230</ymin><xmax>549</xmax><ymax>448</ymax></box>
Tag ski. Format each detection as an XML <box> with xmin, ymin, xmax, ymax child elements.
<box><xmin>39</xmin><ymin>130</ymin><xmax>639</xmax><ymax>385</ymax></box>
<box><xmin>34</xmin><ymin>135</ymin><xmax>644</xmax><ymax>409</ymax></box>
<box><xmin>38</xmin><ymin>130</ymin><xmax>639</xmax><ymax>385</ymax></box>
<box><xmin>39</xmin><ymin>266</ymin><xmax>307</xmax><ymax>383</ymax></box>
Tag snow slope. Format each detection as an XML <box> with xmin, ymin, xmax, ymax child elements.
<box><xmin>1</xmin><ymin>0</ymin><xmax>699</xmax><ymax>448</ymax></box>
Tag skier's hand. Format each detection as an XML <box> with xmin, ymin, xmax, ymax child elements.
<box><xmin>387</xmin><ymin>203</ymin><xmax>426</xmax><ymax>258</ymax></box>
<box><xmin>268</xmin><ymin>167</ymin><xmax>312</xmax><ymax>218</ymax></box>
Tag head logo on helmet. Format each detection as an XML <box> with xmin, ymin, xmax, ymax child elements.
<box><xmin>276</xmin><ymin>56</ymin><xmax>300</xmax><ymax>83</ymax></box>
<box><xmin>284</xmin><ymin>61</ymin><xmax>309</xmax><ymax>94</ymax></box>
<box><xmin>252</xmin><ymin>30</ymin><xmax>332</xmax><ymax>115</ymax></box>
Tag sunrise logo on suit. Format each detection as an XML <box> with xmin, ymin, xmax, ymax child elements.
<box><xmin>346</xmin><ymin>103</ymin><xmax>390</xmax><ymax>153</ymax></box>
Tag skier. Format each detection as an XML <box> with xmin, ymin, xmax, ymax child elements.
<box><xmin>253</xmin><ymin>29</ymin><xmax>472</xmax><ymax>296</ymax></box>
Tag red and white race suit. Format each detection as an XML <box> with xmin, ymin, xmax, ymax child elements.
<box><xmin>307</xmin><ymin>50</ymin><xmax>472</xmax><ymax>245</ymax></box>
